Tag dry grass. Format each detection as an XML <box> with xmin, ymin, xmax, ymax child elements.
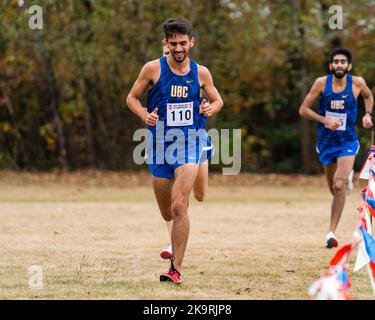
<box><xmin>0</xmin><ymin>171</ymin><xmax>373</xmax><ymax>300</ymax></box>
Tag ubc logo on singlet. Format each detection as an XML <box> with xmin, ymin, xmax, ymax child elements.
<box><xmin>171</xmin><ymin>85</ymin><xmax>188</xmax><ymax>98</ymax></box>
<box><xmin>331</xmin><ymin>100</ymin><xmax>345</xmax><ymax>110</ymax></box>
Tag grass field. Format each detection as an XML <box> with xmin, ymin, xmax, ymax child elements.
<box><xmin>0</xmin><ymin>171</ymin><xmax>373</xmax><ymax>300</ymax></box>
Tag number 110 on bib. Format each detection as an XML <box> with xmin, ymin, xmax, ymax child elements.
<box><xmin>167</xmin><ymin>102</ymin><xmax>194</xmax><ymax>126</ymax></box>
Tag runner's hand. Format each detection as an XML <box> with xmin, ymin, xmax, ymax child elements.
<box><xmin>362</xmin><ymin>113</ymin><xmax>373</xmax><ymax>129</ymax></box>
<box><xmin>324</xmin><ymin>118</ymin><xmax>340</xmax><ymax>131</ymax></box>
<box><xmin>145</xmin><ymin>108</ymin><xmax>159</xmax><ymax>126</ymax></box>
<box><xmin>200</xmin><ymin>99</ymin><xmax>213</xmax><ymax>117</ymax></box>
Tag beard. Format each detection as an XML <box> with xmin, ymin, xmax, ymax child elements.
<box><xmin>171</xmin><ymin>51</ymin><xmax>188</xmax><ymax>63</ymax></box>
<box><xmin>332</xmin><ymin>67</ymin><xmax>349</xmax><ymax>79</ymax></box>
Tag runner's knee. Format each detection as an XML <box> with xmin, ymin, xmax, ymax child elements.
<box><xmin>333</xmin><ymin>178</ymin><xmax>346</xmax><ymax>193</ymax></box>
<box><xmin>171</xmin><ymin>199</ymin><xmax>188</xmax><ymax>218</ymax></box>
<box><xmin>194</xmin><ymin>190</ymin><xmax>205</xmax><ymax>202</ymax></box>
<box><xmin>162</xmin><ymin>214</ymin><xmax>173</xmax><ymax>222</ymax></box>
<box><xmin>160</xmin><ymin>208</ymin><xmax>173</xmax><ymax>222</ymax></box>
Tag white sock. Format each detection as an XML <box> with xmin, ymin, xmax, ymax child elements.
<box><xmin>326</xmin><ymin>231</ymin><xmax>336</xmax><ymax>240</ymax></box>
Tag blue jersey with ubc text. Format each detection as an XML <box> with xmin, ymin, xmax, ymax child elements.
<box><xmin>147</xmin><ymin>56</ymin><xmax>202</xmax><ymax>135</ymax></box>
<box><xmin>317</xmin><ymin>74</ymin><xmax>358</xmax><ymax>146</ymax></box>
<box><xmin>145</xmin><ymin>56</ymin><xmax>213</xmax><ymax>178</ymax></box>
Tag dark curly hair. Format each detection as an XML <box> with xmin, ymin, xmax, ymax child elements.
<box><xmin>329</xmin><ymin>48</ymin><xmax>352</xmax><ymax>64</ymax></box>
<box><xmin>163</xmin><ymin>18</ymin><xmax>193</xmax><ymax>40</ymax></box>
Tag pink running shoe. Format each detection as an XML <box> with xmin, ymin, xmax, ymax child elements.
<box><xmin>326</xmin><ymin>232</ymin><xmax>338</xmax><ymax>249</ymax></box>
<box><xmin>160</xmin><ymin>267</ymin><xmax>182</xmax><ymax>284</ymax></box>
<box><xmin>160</xmin><ymin>244</ymin><xmax>173</xmax><ymax>260</ymax></box>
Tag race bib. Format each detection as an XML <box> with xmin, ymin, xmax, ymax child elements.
<box><xmin>325</xmin><ymin>111</ymin><xmax>347</xmax><ymax>131</ymax></box>
<box><xmin>167</xmin><ymin>102</ymin><xmax>194</xmax><ymax>127</ymax></box>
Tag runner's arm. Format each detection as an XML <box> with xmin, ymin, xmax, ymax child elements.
<box><xmin>126</xmin><ymin>62</ymin><xmax>158</xmax><ymax>124</ymax></box>
<box><xmin>199</xmin><ymin>66</ymin><xmax>223</xmax><ymax>117</ymax></box>
<box><xmin>299</xmin><ymin>78</ymin><xmax>340</xmax><ymax>130</ymax></box>
<box><xmin>299</xmin><ymin>78</ymin><xmax>327</xmax><ymax>124</ymax></box>
<box><xmin>358</xmin><ymin>77</ymin><xmax>374</xmax><ymax>128</ymax></box>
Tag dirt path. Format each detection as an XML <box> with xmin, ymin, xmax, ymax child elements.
<box><xmin>0</xmin><ymin>172</ymin><xmax>372</xmax><ymax>299</ymax></box>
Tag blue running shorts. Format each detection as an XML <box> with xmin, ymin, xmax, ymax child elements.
<box><xmin>316</xmin><ymin>139</ymin><xmax>360</xmax><ymax>165</ymax></box>
<box><xmin>147</xmin><ymin>129</ymin><xmax>213</xmax><ymax>178</ymax></box>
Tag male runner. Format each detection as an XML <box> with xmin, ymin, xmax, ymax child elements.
<box><xmin>126</xmin><ymin>18</ymin><xmax>223</xmax><ymax>283</ymax></box>
<box><xmin>159</xmin><ymin>41</ymin><xmax>213</xmax><ymax>260</ymax></box>
<box><xmin>299</xmin><ymin>48</ymin><xmax>373</xmax><ymax>248</ymax></box>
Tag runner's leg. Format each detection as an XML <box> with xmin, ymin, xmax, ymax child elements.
<box><xmin>329</xmin><ymin>155</ymin><xmax>355</xmax><ymax>233</ymax></box>
<box><xmin>152</xmin><ymin>177</ymin><xmax>173</xmax><ymax>234</ymax></box>
<box><xmin>323</xmin><ymin>162</ymin><xmax>337</xmax><ymax>196</ymax></box>
<box><xmin>193</xmin><ymin>162</ymin><xmax>208</xmax><ymax>202</ymax></box>
<box><xmin>170</xmin><ymin>163</ymin><xmax>199</xmax><ymax>272</ymax></box>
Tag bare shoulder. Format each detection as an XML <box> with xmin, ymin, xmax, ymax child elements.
<box><xmin>310</xmin><ymin>76</ymin><xmax>326</xmax><ymax>93</ymax></box>
<box><xmin>197</xmin><ymin>64</ymin><xmax>213</xmax><ymax>87</ymax></box>
<box><xmin>315</xmin><ymin>76</ymin><xmax>327</xmax><ymax>86</ymax></box>
<box><xmin>197</xmin><ymin>64</ymin><xmax>211</xmax><ymax>77</ymax></box>
<box><xmin>352</xmin><ymin>75</ymin><xmax>366</xmax><ymax>87</ymax></box>
<box><xmin>142</xmin><ymin>59</ymin><xmax>160</xmax><ymax>74</ymax></box>
<box><xmin>139</xmin><ymin>59</ymin><xmax>161</xmax><ymax>85</ymax></box>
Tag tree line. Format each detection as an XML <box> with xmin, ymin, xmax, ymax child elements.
<box><xmin>0</xmin><ymin>0</ymin><xmax>374</xmax><ymax>173</ymax></box>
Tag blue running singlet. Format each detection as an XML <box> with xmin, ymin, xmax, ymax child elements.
<box><xmin>145</xmin><ymin>57</ymin><xmax>213</xmax><ymax>178</ymax></box>
<box><xmin>316</xmin><ymin>74</ymin><xmax>359</xmax><ymax>165</ymax></box>
<box><xmin>317</xmin><ymin>74</ymin><xmax>358</xmax><ymax>146</ymax></box>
